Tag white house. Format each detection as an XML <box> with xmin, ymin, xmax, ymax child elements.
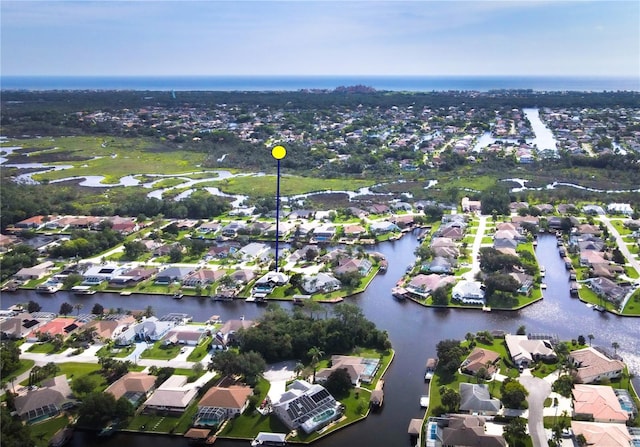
<box><xmin>451</xmin><ymin>281</ymin><xmax>485</xmax><ymax>305</ymax></box>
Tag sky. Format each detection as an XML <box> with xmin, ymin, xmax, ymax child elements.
<box><xmin>1</xmin><ymin>0</ymin><xmax>639</xmax><ymax>77</ymax></box>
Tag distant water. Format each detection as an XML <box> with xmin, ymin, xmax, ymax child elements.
<box><xmin>1</xmin><ymin>75</ymin><xmax>638</xmax><ymax>92</ymax></box>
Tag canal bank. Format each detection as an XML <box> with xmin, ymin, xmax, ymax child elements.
<box><xmin>3</xmin><ymin>233</ymin><xmax>639</xmax><ymax>447</ymax></box>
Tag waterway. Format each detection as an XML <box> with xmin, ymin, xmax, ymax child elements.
<box><xmin>2</xmin><ymin>233</ymin><xmax>638</xmax><ymax>446</ymax></box>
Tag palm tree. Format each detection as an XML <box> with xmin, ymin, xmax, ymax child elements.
<box><xmin>74</xmin><ymin>303</ymin><xmax>84</xmax><ymax>316</ymax></box>
<box><xmin>611</xmin><ymin>341</ymin><xmax>620</xmax><ymax>355</ymax></box>
<box><xmin>308</xmin><ymin>346</ymin><xmax>324</xmax><ymax>383</ymax></box>
<box><xmin>588</xmin><ymin>334</ymin><xmax>594</xmax><ymax>346</ymax></box>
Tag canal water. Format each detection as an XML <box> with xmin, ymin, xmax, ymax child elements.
<box><xmin>2</xmin><ymin>233</ymin><xmax>638</xmax><ymax>446</ymax></box>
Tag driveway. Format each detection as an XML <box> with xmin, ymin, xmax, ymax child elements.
<box><xmin>519</xmin><ymin>374</ymin><xmax>552</xmax><ymax>447</ymax></box>
<box><xmin>263</xmin><ymin>360</ymin><xmax>297</xmax><ymax>403</ymax></box>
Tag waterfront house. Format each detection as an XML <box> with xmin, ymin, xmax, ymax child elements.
<box><xmin>312</xmin><ymin>224</ymin><xmax>336</xmax><ymax>242</ymax></box>
<box><xmin>343</xmin><ymin>224</ymin><xmax>366</xmax><ymax>238</ymax></box>
<box><xmin>194</xmin><ymin>384</ymin><xmax>253</xmax><ymax>427</ymax></box>
<box><xmin>14</xmin><ymin>261</ymin><xmax>55</xmax><ymax>281</ymax></box>
<box><xmin>505</xmin><ymin>334</ymin><xmax>556</xmax><ymax>368</ymax></box>
<box><xmin>216</xmin><ymin>319</ymin><xmax>255</xmax><ymax>347</ymax></box>
<box><xmin>163</xmin><ymin>326</ymin><xmax>207</xmax><ymax>346</ymax></box>
<box><xmin>460</xmin><ymin>347</ymin><xmax>500</xmax><ymax>376</ymax></box>
<box><xmin>572</xmin><ymin>384</ymin><xmax>629</xmax><ymax>423</ymax></box>
<box><xmin>14</xmin><ymin>375</ymin><xmax>74</xmax><ymax>423</ymax></box>
<box><xmin>451</xmin><ymin>281</ymin><xmax>485</xmax><ymax>305</ymax></box>
<box><xmin>154</xmin><ymin>266</ymin><xmax>194</xmax><ymax>285</ymax></box>
<box><xmin>569</xmin><ymin>347</ymin><xmax>625</xmax><ymax>384</ymax></box>
<box><xmin>334</xmin><ymin>257</ymin><xmax>372</xmax><ymax>276</ymax></box>
<box><xmin>115</xmin><ymin>316</ymin><xmax>176</xmax><ymax>345</ymax></box>
<box><xmin>141</xmin><ymin>375</ymin><xmax>198</xmax><ymax>414</ymax></box>
<box><xmin>82</xmin><ymin>263</ymin><xmax>128</xmax><ymax>285</ymax></box>
<box><xmin>369</xmin><ymin>221</ymin><xmax>401</xmax><ymax>234</ymax></box>
<box><xmin>570</xmin><ymin>421</ymin><xmax>631</xmax><ymax>447</ymax></box>
<box><xmin>182</xmin><ymin>268</ymin><xmax>225</xmax><ymax>287</ymax></box>
<box><xmin>230</xmin><ymin>269</ymin><xmax>256</xmax><ymax>285</ymax></box>
<box><xmin>589</xmin><ymin>277</ymin><xmax>628</xmax><ymax>305</ymax></box>
<box><xmin>0</xmin><ymin>313</ymin><xmax>42</xmax><ymax>339</ymax></box>
<box><xmin>458</xmin><ymin>383</ymin><xmax>501</xmax><ymax>415</ymax></box>
<box><xmin>109</xmin><ymin>266</ymin><xmax>158</xmax><ymax>287</ymax></box>
<box><xmin>428</xmin><ymin>414</ymin><xmax>507</xmax><ymax>447</ymax></box>
<box><xmin>221</xmin><ymin>221</ymin><xmax>247</xmax><ymax>238</ymax></box>
<box><xmin>315</xmin><ymin>355</ymin><xmax>379</xmax><ymax>385</ymax></box>
<box><xmin>272</xmin><ymin>380</ymin><xmax>341</xmax><ymax>434</ymax></box>
<box><xmin>301</xmin><ymin>272</ymin><xmax>341</xmax><ymax>294</ymax></box>
<box><xmin>104</xmin><ymin>372</ymin><xmax>156</xmax><ymax>406</ymax></box>
<box><xmin>83</xmin><ymin>315</ymin><xmax>136</xmax><ymax>341</ymax></box>
<box><xmin>27</xmin><ymin>317</ymin><xmax>84</xmax><ymax>342</ymax></box>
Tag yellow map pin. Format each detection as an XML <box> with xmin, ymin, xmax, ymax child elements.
<box><xmin>272</xmin><ymin>145</ymin><xmax>286</xmax><ymax>160</ymax></box>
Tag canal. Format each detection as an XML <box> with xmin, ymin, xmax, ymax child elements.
<box><xmin>2</xmin><ymin>233</ymin><xmax>638</xmax><ymax>446</ymax></box>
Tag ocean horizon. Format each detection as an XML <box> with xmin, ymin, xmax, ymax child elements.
<box><xmin>1</xmin><ymin>75</ymin><xmax>638</xmax><ymax>92</ymax></box>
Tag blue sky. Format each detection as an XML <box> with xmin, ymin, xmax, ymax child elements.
<box><xmin>1</xmin><ymin>0</ymin><xmax>638</xmax><ymax>77</ymax></box>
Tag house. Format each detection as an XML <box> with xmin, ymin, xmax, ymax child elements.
<box><xmin>369</xmin><ymin>221</ymin><xmax>400</xmax><ymax>234</ymax></box>
<box><xmin>272</xmin><ymin>380</ymin><xmax>341</xmax><ymax>434</ymax></box>
<box><xmin>312</xmin><ymin>224</ymin><xmax>336</xmax><ymax>242</ymax></box>
<box><xmin>572</xmin><ymin>384</ymin><xmax>629</xmax><ymax>423</ymax></box>
<box><xmin>429</xmin><ymin>414</ymin><xmax>507</xmax><ymax>447</ymax></box>
<box><xmin>582</xmin><ymin>205</ymin><xmax>606</xmax><ymax>215</ymax></box>
<box><xmin>315</xmin><ymin>356</ymin><xmax>380</xmax><ymax>385</ymax></box>
<box><xmin>230</xmin><ymin>269</ymin><xmax>256</xmax><ymax>285</ymax></box>
<box><xmin>109</xmin><ymin>266</ymin><xmax>158</xmax><ymax>287</ymax></box>
<box><xmin>197</xmin><ymin>221</ymin><xmax>221</xmax><ymax>234</ymax></box>
<box><xmin>505</xmin><ymin>334</ymin><xmax>556</xmax><ymax>368</ymax></box>
<box><xmin>607</xmin><ymin>203</ymin><xmax>633</xmax><ymax>215</ymax></box>
<box><xmin>215</xmin><ymin>319</ymin><xmax>255</xmax><ymax>347</ymax></box>
<box><xmin>460</xmin><ymin>348</ymin><xmax>500</xmax><ymax>376</ymax></box>
<box><xmin>142</xmin><ymin>375</ymin><xmax>199</xmax><ymax>414</ymax></box>
<box><xmin>14</xmin><ymin>215</ymin><xmax>47</xmax><ymax>229</ymax></box>
<box><xmin>194</xmin><ymin>385</ymin><xmax>253</xmax><ymax>427</ymax></box>
<box><xmin>220</xmin><ymin>221</ymin><xmax>247</xmax><ymax>238</ymax></box>
<box><xmin>287</xmin><ymin>245</ymin><xmax>319</xmax><ymax>263</ymax></box>
<box><xmin>0</xmin><ymin>313</ymin><xmax>42</xmax><ymax>339</ymax></box>
<box><xmin>154</xmin><ymin>266</ymin><xmax>194</xmax><ymax>284</ymax></box>
<box><xmin>569</xmin><ymin>347</ymin><xmax>625</xmax><ymax>384</ymax></box>
<box><xmin>458</xmin><ymin>383</ymin><xmax>501</xmax><ymax>415</ymax></box>
<box><xmin>27</xmin><ymin>317</ymin><xmax>84</xmax><ymax>342</ymax></box>
<box><xmin>115</xmin><ymin>316</ymin><xmax>176</xmax><ymax>346</ymax></box>
<box><xmin>163</xmin><ymin>326</ymin><xmax>207</xmax><ymax>345</ymax></box>
<box><xmin>238</xmin><ymin>242</ymin><xmax>271</xmax><ymax>262</ymax></box>
<box><xmin>107</xmin><ymin>216</ymin><xmax>139</xmax><ymax>234</ymax></box>
<box><xmin>82</xmin><ymin>263</ymin><xmax>128</xmax><ymax>285</ymax></box>
<box><xmin>14</xmin><ymin>375</ymin><xmax>74</xmax><ymax>422</ymax></box>
<box><xmin>570</xmin><ymin>421</ymin><xmax>632</xmax><ymax>447</ymax></box>
<box><xmin>368</xmin><ymin>204</ymin><xmax>389</xmax><ymax>214</ymax></box>
<box><xmin>334</xmin><ymin>257</ymin><xmax>372</xmax><ymax>276</ymax></box>
<box><xmin>301</xmin><ymin>272</ymin><xmax>341</xmax><ymax>294</ymax></box>
<box><xmin>406</xmin><ymin>274</ymin><xmax>455</xmax><ymax>298</ymax></box>
<box><xmin>421</xmin><ymin>257</ymin><xmax>454</xmax><ymax>274</ymax></box>
<box><xmin>14</xmin><ymin>261</ymin><xmax>55</xmax><ymax>281</ymax></box>
<box><xmin>343</xmin><ymin>224</ymin><xmax>366</xmax><ymax>238</ymax></box>
<box><xmin>104</xmin><ymin>372</ymin><xmax>156</xmax><ymax>406</ymax></box>
<box><xmin>289</xmin><ymin>209</ymin><xmax>315</xmax><ymax>219</ymax></box>
<box><xmin>579</xmin><ymin>250</ymin><xmax>608</xmax><ymax>267</ymax></box>
<box><xmin>451</xmin><ymin>281</ymin><xmax>485</xmax><ymax>305</ymax></box>
<box><xmin>589</xmin><ymin>277</ymin><xmax>627</xmax><ymax>305</ymax></box>
<box><xmin>461</xmin><ymin>197</ymin><xmax>481</xmax><ymax>213</ymax></box>
<box><xmin>182</xmin><ymin>269</ymin><xmax>225</xmax><ymax>287</ymax></box>
<box><xmin>206</xmin><ymin>243</ymin><xmax>239</xmax><ymax>259</ymax></box>
<box><xmin>83</xmin><ymin>315</ymin><xmax>136</xmax><ymax>341</ymax></box>
<box><xmin>509</xmin><ymin>272</ymin><xmax>534</xmax><ymax>295</ymax></box>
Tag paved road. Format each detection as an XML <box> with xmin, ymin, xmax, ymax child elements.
<box><xmin>520</xmin><ymin>372</ymin><xmax>552</xmax><ymax>447</ymax></box>
<box><xmin>464</xmin><ymin>214</ymin><xmax>488</xmax><ymax>281</ymax></box>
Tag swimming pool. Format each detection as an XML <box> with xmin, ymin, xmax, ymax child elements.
<box><xmin>361</xmin><ymin>358</ymin><xmax>380</xmax><ymax>382</ymax></box>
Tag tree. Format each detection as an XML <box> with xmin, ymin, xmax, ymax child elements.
<box><xmin>59</xmin><ymin>302</ymin><xmax>73</xmax><ymax>315</ymax></box>
<box><xmin>439</xmin><ymin>386</ymin><xmax>460</xmax><ymax>412</ymax></box>
<box><xmin>77</xmin><ymin>392</ymin><xmax>117</xmax><ymax>428</ymax></box>
<box><xmin>308</xmin><ymin>346</ymin><xmax>324</xmax><ymax>383</ymax></box>
<box><xmin>324</xmin><ymin>368</ymin><xmax>353</xmax><ymax>398</ymax></box>
<box><xmin>552</xmin><ymin>374</ymin><xmax>574</xmax><ymax>398</ymax></box>
<box><xmin>91</xmin><ymin>303</ymin><xmax>105</xmax><ymax>315</ymax></box>
<box><xmin>27</xmin><ymin>300</ymin><xmax>41</xmax><ymax>313</ymax></box>
<box><xmin>516</xmin><ymin>325</ymin><xmax>527</xmax><ymax>336</ymax></box>
<box><xmin>611</xmin><ymin>247</ymin><xmax>626</xmax><ymax>264</ymax></box>
<box><xmin>62</xmin><ymin>273</ymin><xmax>83</xmax><ymax>289</ymax></box>
<box><xmin>123</xmin><ymin>240</ymin><xmax>147</xmax><ymax>260</ymax></box>
<box><xmin>74</xmin><ymin>303</ymin><xmax>84</xmax><ymax>315</ymax></box>
<box><xmin>503</xmin><ymin>417</ymin><xmax>528</xmax><ymax>447</ymax></box>
<box><xmin>500</xmin><ymin>378</ymin><xmax>529</xmax><ymax>409</ymax></box>
<box><xmin>611</xmin><ymin>341</ymin><xmax>619</xmax><ymax>355</ymax></box>
<box><xmin>436</xmin><ymin>339</ymin><xmax>466</xmax><ymax>375</ymax></box>
<box><xmin>1</xmin><ymin>406</ymin><xmax>35</xmax><ymax>447</ymax></box>
<box><xmin>577</xmin><ymin>335</ymin><xmax>586</xmax><ymax>346</ymax></box>
<box><xmin>588</xmin><ymin>334</ymin><xmax>594</xmax><ymax>346</ymax></box>
<box><xmin>0</xmin><ymin>341</ymin><xmax>21</xmax><ymax>376</ymax></box>
<box><xmin>431</xmin><ymin>285</ymin><xmax>449</xmax><ymax>306</ymax></box>
<box><xmin>71</xmin><ymin>375</ymin><xmax>95</xmax><ymax>396</ymax></box>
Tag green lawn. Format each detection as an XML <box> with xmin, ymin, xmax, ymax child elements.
<box><xmin>30</xmin><ymin>415</ymin><xmax>70</xmax><ymax>447</ymax></box>
<box><xmin>187</xmin><ymin>336</ymin><xmax>213</xmax><ymax>362</ymax></box>
<box><xmin>622</xmin><ymin>289</ymin><xmax>640</xmax><ymax>316</ymax></box>
<box><xmin>140</xmin><ymin>341</ymin><xmax>181</xmax><ymax>360</ymax></box>
<box><xmin>27</xmin><ymin>342</ymin><xmax>61</xmax><ymax>354</ymax></box>
<box><xmin>1</xmin><ymin>359</ymin><xmax>35</xmax><ymax>385</ymax></box>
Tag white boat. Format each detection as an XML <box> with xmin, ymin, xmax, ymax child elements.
<box><xmin>72</xmin><ymin>285</ymin><xmax>96</xmax><ymax>295</ymax></box>
<box><xmin>36</xmin><ymin>282</ymin><xmax>63</xmax><ymax>294</ymax></box>
<box><xmin>251</xmin><ymin>432</ymin><xmax>287</xmax><ymax>446</ymax></box>
<box><xmin>419</xmin><ymin>395</ymin><xmax>429</xmax><ymax>408</ymax></box>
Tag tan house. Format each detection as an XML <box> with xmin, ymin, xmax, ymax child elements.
<box><xmin>572</xmin><ymin>384</ymin><xmax>629</xmax><ymax>423</ymax></box>
<box><xmin>460</xmin><ymin>347</ymin><xmax>499</xmax><ymax>376</ymax></box>
<box><xmin>570</xmin><ymin>421</ymin><xmax>631</xmax><ymax>447</ymax></box>
<box><xmin>569</xmin><ymin>347</ymin><xmax>625</xmax><ymax>384</ymax></box>
<box><xmin>105</xmin><ymin>372</ymin><xmax>156</xmax><ymax>406</ymax></box>
<box><xmin>194</xmin><ymin>385</ymin><xmax>253</xmax><ymax>426</ymax></box>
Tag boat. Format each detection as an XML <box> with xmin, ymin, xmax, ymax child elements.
<box><xmin>251</xmin><ymin>432</ymin><xmax>287</xmax><ymax>446</ymax></box>
<box><xmin>120</xmin><ymin>291</ymin><xmax>132</xmax><ymax>296</ymax></box>
<box><xmin>392</xmin><ymin>287</ymin><xmax>407</xmax><ymax>300</ymax></box>
<box><xmin>593</xmin><ymin>305</ymin><xmax>605</xmax><ymax>312</ymax></box>
<box><xmin>541</xmin><ymin>283</ymin><xmax>547</xmax><ymax>289</ymax></box>
<box><xmin>419</xmin><ymin>394</ymin><xmax>430</xmax><ymax>408</ymax></box>
<box><xmin>98</xmin><ymin>423</ymin><xmax>116</xmax><ymax>437</ymax></box>
<box><xmin>424</xmin><ymin>358</ymin><xmax>438</xmax><ymax>381</ymax></box>
<box><xmin>173</xmin><ymin>293</ymin><xmax>184</xmax><ymax>300</ymax></box>
<box><xmin>36</xmin><ymin>282</ymin><xmax>63</xmax><ymax>294</ymax></box>
<box><xmin>72</xmin><ymin>285</ymin><xmax>96</xmax><ymax>295</ymax></box>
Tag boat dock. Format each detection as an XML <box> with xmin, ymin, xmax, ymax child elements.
<box><xmin>370</xmin><ymin>379</ymin><xmax>384</xmax><ymax>407</ymax></box>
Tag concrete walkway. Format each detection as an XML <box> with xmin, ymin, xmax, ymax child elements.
<box><xmin>519</xmin><ymin>373</ymin><xmax>552</xmax><ymax>447</ymax></box>
<box><xmin>463</xmin><ymin>214</ymin><xmax>489</xmax><ymax>281</ymax></box>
